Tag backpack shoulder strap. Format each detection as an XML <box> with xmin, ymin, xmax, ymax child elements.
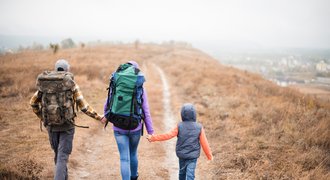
<box><xmin>63</xmin><ymin>72</ymin><xmax>75</xmax><ymax>90</ymax></box>
<box><xmin>134</xmin><ymin>68</ymin><xmax>140</xmax><ymax>75</ymax></box>
<box><xmin>104</xmin><ymin>74</ymin><xmax>116</xmax><ymax>129</ymax></box>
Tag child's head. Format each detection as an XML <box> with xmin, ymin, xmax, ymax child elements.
<box><xmin>181</xmin><ymin>103</ymin><xmax>196</xmax><ymax>122</ymax></box>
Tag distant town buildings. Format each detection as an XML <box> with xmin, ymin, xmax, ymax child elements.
<box><xmin>316</xmin><ymin>60</ymin><xmax>328</xmax><ymax>72</ymax></box>
<box><xmin>0</xmin><ymin>47</ymin><xmax>14</xmax><ymax>55</ymax></box>
<box><xmin>219</xmin><ymin>52</ymin><xmax>330</xmax><ymax>87</ymax></box>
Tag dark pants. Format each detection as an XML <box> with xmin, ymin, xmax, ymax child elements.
<box><xmin>48</xmin><ymin>128</ymin><xmax>75</xmax><ymax>180</ymax></box>
<box><xmin>179</xmin><ymin>158</ymin><xmax>197</xmax><ymax>180</ymax></box>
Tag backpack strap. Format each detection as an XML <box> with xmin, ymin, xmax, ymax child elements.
<box><xmin>128</xmin><ymin>85</ymin><xmax>137</xmax><ymax>134</ymax></box>
<box><xmin>43</xmin><ymin>93</ymin><xmax>50</xmax><ymax>126</ymax></box>
<box><xmin>106</xmin><ymin>76</ymin><xmax>115</xmax><ymax>110</ymax></box>
<box><xmin>67</xmin><ymin>120</ymin><xmax>89</xmax><ymax>128</ymax></box>
<box><xmin>71</xmin><ymin>95</ymin><xmax>77</xmax><ymax>118</ymax></box>
<box><xmin>36</xmin><ymin>91</ymin><xmax>44</xmax><ymax>132</ymax></box>
<box><xmin>139</xmin><ymin>89</ymin><xmax>145</xmax><ymax>136</ymax></box>
<box><xmin>134</xmin><ymin>68</ymin><xmax>140</xmax><ymax>75</ymax></box>
<box><xmin>104</xmin><ymin>76</ymin><xmax>115</xmax><ymax>129</ymax></box>
<box><xmin>40</xmin><ymin>120</ymin><xmax>43</xmax><ymax>132</ymax></box>
<box><xmin>140</xmin><ymin>107</ymin><xmax>145</xmax><ymax>136</ymax></box>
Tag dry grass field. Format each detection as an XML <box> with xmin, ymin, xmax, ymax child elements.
<box><xmin>0</xmin><ymin>44</ymin><xmax>329</xmax><ymax>179</ymax></box>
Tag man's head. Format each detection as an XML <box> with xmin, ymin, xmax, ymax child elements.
<box><xmin>181</xmin><ymin>103</ymin><xmax>197</xmax><ymax>122</ymax></box>
<box><xmin>55</xmin><ymin>59</ymin><xmax>70</xmax><ymax>72</ymax></box>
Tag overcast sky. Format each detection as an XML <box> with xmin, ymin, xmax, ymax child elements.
<box><xmin>0</xmin><ymin>0</ymin><xmax>329</xmax><ymax>49</ymax></box>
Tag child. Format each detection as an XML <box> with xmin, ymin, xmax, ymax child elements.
<box><xmin>147</xmin><ymin>103</ymin><xmax>213</xmax><ymax>180</ymax></box>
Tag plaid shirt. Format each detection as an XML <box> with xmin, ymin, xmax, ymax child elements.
<box><xmin>30</xmin><ymin>84</ymin><xmax>102</xmax><ymax>123</ymax></box>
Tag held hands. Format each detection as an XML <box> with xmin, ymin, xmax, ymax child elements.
<box><xmin>146</xmin><ymin>134</ymin><xmax>153</xmax><ymax>142</ymax></box>
<box><xmin>101</xmin><ymin>116</ymin><xmax>107</xmax><ymax>124</ymax></box>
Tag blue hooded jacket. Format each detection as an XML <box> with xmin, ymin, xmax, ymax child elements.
<box><xmin>176</xmin><ymin>103</ymin><xmax>202</xmax><ymax>159</ymax></box>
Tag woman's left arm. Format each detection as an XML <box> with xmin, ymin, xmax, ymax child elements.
<box><xmin>142</xmin><ymin>89</ymin><xmax>154</xmax><ymax>135</ymax></box>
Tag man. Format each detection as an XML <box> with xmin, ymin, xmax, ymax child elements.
<box><xmin>30</xmin><ymin>59</ymin><xmax>102</xmax><ymax>180</ymax></box>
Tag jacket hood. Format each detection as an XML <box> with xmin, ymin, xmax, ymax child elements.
<box><xmin>128</xmin><ymin>60</ymin><xmax>139</xmax><ymax>68</ymax></box>
<box><xmin>181</xmin><ymin>103</ymin><xmax>196</xmax><ymax>122</ymax></box>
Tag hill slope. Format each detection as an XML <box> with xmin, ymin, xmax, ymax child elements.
<box><xmin>0</xmin><ymin>44</ymin><xmax>329</xmax><ymax>179</ymax></box>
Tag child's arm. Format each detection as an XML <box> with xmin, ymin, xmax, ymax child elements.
<box><xmin>148</xmin><ymin>126</ymin><xmax>178</xmax><ymax>142</ymax></box>
<box><xmin>200</xmin><ymin>128</ymin><xmax>213</xmax><ymax>160</ymax></box>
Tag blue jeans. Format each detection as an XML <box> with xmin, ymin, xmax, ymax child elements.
<box><xmin>114</xmin><ymin>130</ymin><xmax>141</xmax><ymax>180</ymax></box>
<box><xmin>179</xmin><ymin>158</ymin><xmax>197</xmax><ymax>180</ymax></box>
<box><xmin>48</xmin><ymin>128</ymin><xmax>74</xmax><ymax>180</ymax></box>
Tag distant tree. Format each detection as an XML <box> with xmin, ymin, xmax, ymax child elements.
<box><xmin>80</xmin><ymin>42</ymin><xmax>85</xmax><ymax>49</ymax></box>
<box><xmin>134</xmin><ymin>39</ymin><xmax>140</xmax><ymax>49</ymax></box>
<box><xmin>50</xmin><ymin>43</ymin><xmax>59</xmax><ymax>54</ymax></box>
<box><xmin>18</xmin><ymin>45</ymin><xmax>25</xmax><ymax>52</ymax></box>
<box><xmin>61</xmin><ymin>38</ymin><xmax>76</xmax><ymax>49</ymax></box>
<box><xmin>31</xmin><ymin>42</ymin><xmax>44</xmax><ymax>50</ymax></box>
<box><xmin>169</xmin><ymin>40</ymin><xmax>175</xmax><ymax>46</ymax></box>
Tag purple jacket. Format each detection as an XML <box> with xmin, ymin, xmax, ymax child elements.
<box><xmin>103</xmin><ymin>61</ymin><xmax>154</xmax><ymax>134</ymax></box>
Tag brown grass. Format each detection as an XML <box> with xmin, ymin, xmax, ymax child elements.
<box><xmin>155</xmin><ymin>48</ymin><xmax>330</xmax><ymax>179</ymax></box>
<box><xmin>0</xmin><ymin>44</ymin><xmax>329</xmax><ymax>179</ymax></box>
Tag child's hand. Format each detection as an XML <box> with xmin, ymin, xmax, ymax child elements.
<box><xmin>146</xmin><ymin>134</ymin><xmax>153</xmax><ymax>142</ymax></box>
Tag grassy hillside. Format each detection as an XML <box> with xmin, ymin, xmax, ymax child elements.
<box><xmin>0</xmin><ymin>44</ymin><xmax>329</xmax><ymax>179</ymax></box>
<box><xmin>155</xmin><ymin>48</ymin><xmax>330</xmax><ymax>179</ymax></box>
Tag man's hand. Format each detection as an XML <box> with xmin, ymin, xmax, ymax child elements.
<box><xmin>101</xmin><ymin>116</ymin><xmax>107</xmax><ymax>124</ymax></box>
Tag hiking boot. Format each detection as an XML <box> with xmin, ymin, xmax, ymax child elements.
<box><xmin>131</xmin><ymin>176</ymin><xmax>138</xmax><ymax>180</ymax></box>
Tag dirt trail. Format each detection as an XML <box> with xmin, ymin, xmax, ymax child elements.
<box><xmin>69</xmin><ymin>124</ymin><xmax>118</xmax><ymax>179</ymax></box>
<box><xmin>154</xmin><ymin>64</ymin><xmax>178</xmax><ymax>180</ymax></box>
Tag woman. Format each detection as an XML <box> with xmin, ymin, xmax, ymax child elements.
<box><xmin>101</xmin><ymin>61</ymin><xmax>154</xmax><ymax>180</ymax></box>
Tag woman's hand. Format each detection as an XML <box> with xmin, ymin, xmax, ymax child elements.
<box><xmin>146</xmin><ymin>134</ymin><xmax>153</xmax><ymax>142</ymax></box>
<box><xmin>101</xmin><ymin>116</ymin><xmax>107</xmax><ymax>124</ymax></box>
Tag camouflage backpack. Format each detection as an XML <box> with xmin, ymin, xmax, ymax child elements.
<box><xmin>36</xmin><ymin>71</ymin><xmax>76</xmax><ymax>126</ymax></box>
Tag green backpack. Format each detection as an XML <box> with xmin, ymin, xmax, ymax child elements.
<box><xmin>105</xmin><ymin>63</ymin><xmax>145</xmax><ymax>130</ymax></box>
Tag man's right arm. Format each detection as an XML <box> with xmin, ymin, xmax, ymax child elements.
<box><xmin>30</xmin><ymin>91</ymin><xmax>42</xmax><ymax>119</ymax></box>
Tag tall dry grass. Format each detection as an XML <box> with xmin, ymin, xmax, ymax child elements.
<box><xmin>155</xmin><ymin>48</ymin><xmax>330</xmax><ymax>179</ymax></box>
